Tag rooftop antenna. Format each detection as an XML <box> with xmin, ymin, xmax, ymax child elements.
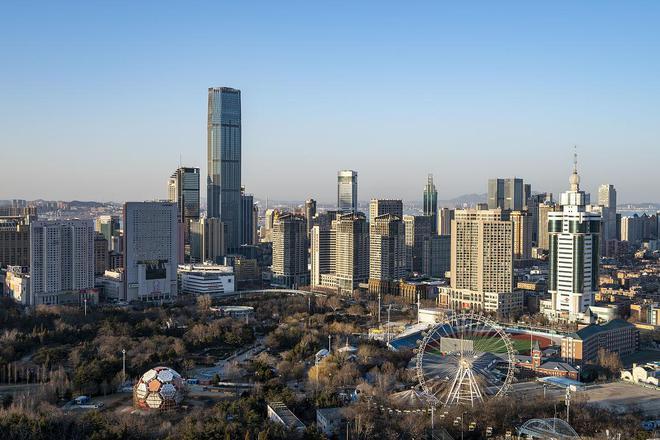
<box><xmin>179</xmin><ymin>153</ymin><xmax>182</xmax><ymax>169</ymax></box>
<box><xmin>573</xmin><ymin>145</ymin><xmax>578</xmax><ymax>173</ymax></box>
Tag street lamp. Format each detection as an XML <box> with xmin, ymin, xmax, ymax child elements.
<box><xmin>122</xmin><ymin>349</ymin><xmax>127</xmax><ymax>384</ymax></box>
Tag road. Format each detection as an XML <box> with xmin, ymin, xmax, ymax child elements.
<box><xmin>194</xmin><ymin>338</ymin><xmax>265</xmax><ymax>380</ymax></box>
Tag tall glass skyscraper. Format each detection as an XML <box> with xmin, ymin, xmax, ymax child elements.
<box><xmin>423</xmin><ymin>174</ymin><xmax>438</xmax><ymax>234</ymax></box>
<box><xmin>337</xmin><ymin>170</ymin><xmax>357</xmax><ymax>213</ymax></box>
<box><xmin>207</xmin><ymin>87</ymin><xmax>241</xmax><ymax>252</ymax></box>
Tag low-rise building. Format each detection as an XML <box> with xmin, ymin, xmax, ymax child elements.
<box><xmin>95</xmin><ymin>269</ymin><xmax>125</xmax><ymax>302</ymax></box>
<box><xmin>267</xmin><ymin>401</ymin><xmax>305</xmax><ymax>432</ymax></box>
<box><xmin>316</xmin><ymin>407</ymin><xmax>345</xmax><ymax>437</ymax></box>
<box><xmin>178</xmin><ymin>264</ymin><xmax>235</xmax><ymax>296</ymax></box>
<box><xmin>561</xmin><ymin>319</ymin><xmax>639</xmax><ymax>365</ymax></box>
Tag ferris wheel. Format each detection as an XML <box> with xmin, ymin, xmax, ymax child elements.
<box><xmin>415</xmin><ymin>312</ymin><xmax>515</xmax><ymax>407</ymax></box>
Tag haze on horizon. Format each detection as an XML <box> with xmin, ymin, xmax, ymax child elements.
<box><xmin>1</xmin><ymin>1</ymin><xmax>659</xmax><ymax>204</ymax></box>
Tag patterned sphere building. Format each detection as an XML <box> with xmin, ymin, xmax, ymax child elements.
<box><xmin>133</xmin><ymin>366</ymin><xmax>186</xmax><ymax>410</ymax></box>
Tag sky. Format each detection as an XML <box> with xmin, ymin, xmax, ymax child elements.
<box><xmin>1</xmin><ymin>1</ymin><xmax>659</xmax><ymax>204</ymax></box>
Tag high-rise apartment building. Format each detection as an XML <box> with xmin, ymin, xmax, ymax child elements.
<box><xmin>369</xmin><ymin>214</ymin><xmax>406</xmax><ymax>291</ymax></box>
<box><xmin>403</xmin><ymin>215</ymin><xmax>432</xmax><ymax>274</ymax></box>
<box><xmin>168</xmin><ymin>167</ymin><xmax>201</xmax><ymax>223</ymax></box>
<box><xmin>123</xmin><ymin>202</ymin><xmax>178</xmax><ymax>302</ymax></box>
<box><xmin>207</xmin><ymin>87</ymin><xmax>242</xmax><ymax>252</ymax></box>
<box><xmin>240</xmin><ymin>189</ymin><xmax>257</xmax><ymax>246</ymax></box>
<box><xmin>337</xmin><ymin>170</ymin><xmax>358</xmax><ymax>213</ymax></box>
<box><xmin>620</xmin><ymin>215</ymin><xmax>644</xmax><ymax>244</ymax></box>
<box><xmin>271</xmin><ymin>213</ymin><xmax>309</xmax><ymax>288</ymax></box>
<box><xmin>547</xmin><ymin>160</ymin><xmax>600</xmax><ymax>321</ymax></box>
<box><xmin>487</xmin><ymin>178</ymin><xmax>525</xmax><ymax>211</ymax></box>
<box><xmin>437</xmin><ymin>208</ymin><xmax>454</xmax><ymax>236</ymax></box>
<box><xmin>0</xmin><ymin>215</ymin><xmax>31</xmax><ymax>267</ymax></box>
<box><xmin>335</xmin><ymin>213</ymin><xmax>368</xmax><ymax>295</ymax></box>
<box><xmin>29</xmin><ymin>220</ymin><xmax>95</xmax><ymax>305</ymax></box>
<box><xmin>510</xmin><ymin>210</ymin><xmax>533</xmax><ymax>260</ymax></box>
<box><xmin>369</xmin><ymin>199</ymin><xmax>403</xmax><ymax>221</ymax></box>
<box><xmin>310</xmin><ymin>219</ymin><xmax>336</xmax><ymax>288</ymax></box>
<box><xmin>423</xmin><ymin>174</ymin><xmax>439</xmax><ymax>234</ymax></box>
<box><xmin>190</xmin><ymin>217</ymin><xmax>226</xmax><ymax>263</ymax></box>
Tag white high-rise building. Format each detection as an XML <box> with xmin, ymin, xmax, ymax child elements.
<box><xmin>547</xmin><ymin>157</ymin><xmax>601</xmax><ymax>321</ymax></box>
<box><xmin>29</xmin><ymin>220</ymin><xmax>95</xmax><ymax>305</ymax></box>
<box><xmin>337</xmin><ymin>170</ymin><xmax>358</xmax><ymax>213</ymax></box>
<box><xmin>123</xmin><ymin>202</ymin><xmax>179</xmax><ymax>302</ymax></box>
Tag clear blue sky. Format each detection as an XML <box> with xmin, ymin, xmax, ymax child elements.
<box><xmin>1</xmin><ymin>1</ymin><xmax>659</xmax><ymax>204</ymax></box>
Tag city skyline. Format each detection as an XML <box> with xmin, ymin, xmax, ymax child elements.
<box><xmin>1</xmin><ymin>2</ymin><xmax>659</xmax><ymax>203</ymax></box>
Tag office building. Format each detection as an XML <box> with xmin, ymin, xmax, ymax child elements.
<box><xmin>369</xmin><ymin>214</ymin><xmax>406</xmax><ymax>293</ymax></box>
<box><xmin>95</xmin><ymin>215</ymin><xmax>120</xmax><ymax>251</ymax></box>
<box><xmin>240</xmin><ymin>189</ymin><xmax>257</xmax><ymax>246</ymax></box>
<box><xmin>428</xmin><ymin>235</ymin><xmax>451</xmax><ymax>278</ymax></box>
<box><xmin>369</xmin><ymin>199</ymin><xmax>403</xmax><ymax>221</ymax></box>
<box><xmin>190</xmin><ymin>217</ymin><xmax>226</xmax><ymax>263</ymax></box>
<box><xmin>178</xmin><ymin>264</ymin><xmax>235</xmax><ymax>296</ymax></box>
<box><xmin>437</xmin><ymin>208</ymin><xmax>454</xmax><ymax>236</ymax></box>
<box><xmin>94</xmin><ymin>232</ymin><xmax>109</xmax><ymax>276</ymax></box>
<box><xmin>30</xmin><ymin>220</ymin><xmax>96</xmax><ymax>306</ymax></box>
<box><xmin>527</xmin><ymin>193</ymin><xmax>553</xmax><ymax>245</ymax></box>
<box><xmin>598</xmin><ymin>184</ymin><xmax>618</xmax><ymax>244</ymax></box>
<box><xmin>123</xmin><ymin>202</ymin><xmax>178</xmax><ymax>302</ymax></box>
<box><xmin>423</xmin><ymin>174</ymin><xmax>438</xmax><ymax>234</ymax></box>
<box><xmin>335</xmin><ymin>213</ymin><xmax>368</xmax><ymax>295</ymax></box>
<box><xmin>547</xmin><ymin>159</ymin><xmax>600</xmax><ymax>321</ymax></box>
<box><xmin>168</xmin><ymin>167</ymin><xmax>201</xmax><ymax>224</ymax></box>
<box><xmin>403</xmin><ymin>215</ymin><xmax>432</xmax><ymax>274</ymax></box>
<box><xmin>510</xmin><ymin>210</ymin><xmax>533</xmax><ymax>260</ymax></box>
<box><xmin>305</xmin><ymin>199</ymin><xmax>317</xmax><ymax>239</ymax></box>
<box><xmin>0</xmin><ymin>215</ymin><xmax>31</xmax><ymax>267</ymax></box>
<box><xmin>487</xmin><ymin>178</ymin><xmax>525</xmax><ymax>211</ymax></box>
<box><xmin>207</xmin><ymin>87</ymin><xmax>242</xmax><ymax>252</ymax></box>
<box><xmin>537</xmin><ymin>202</ymin><xmax>559</xmax><ymax>251</ymax></box>
<box><xmin>337</xmin><ymin>170</ymin><xmax>358</xmax><ymax>213</ymax></box>
<box><xmin>271</xmin><ymin>213</ymin><xmax>309</xmax><ymax>288</ymax></box>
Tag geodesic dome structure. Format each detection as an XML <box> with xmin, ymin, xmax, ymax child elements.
<box><xmin>133</xmin><ymin>366</ymin><xmax>186</xmax><ymax>410</ymax></box>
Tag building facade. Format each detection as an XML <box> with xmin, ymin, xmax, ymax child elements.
<box><xmin>369</xmin><ymin>199</ymin><xmax>403</xmax><ymax>221</ymax></box>
<box><xmin>547</xmin><ymin>161</ymin><xmax>601</xmax><ymax>321</ymax></box>
<box><xmin>487</xmin><ymin>177</ymin><xmax>525</xmax><ymax>211</ymax></box>
<box><xmin>240</xmin><ymin>189</ymin><xmax>257</xmax><ymax>246</ymax></box>
<box><xmin>437</xmin><ymin>208</ymin><xmax>454</xmax><ymax>237</ymax></box>
<box><xmin>369</xmin><ymin>214</ymin><xmax>406</xmax><ymax>293</ymax></box>
<box><xmin>0</xmin><ymin>215</ymin><xmax>31</xmax><ymax>267</ymax></box>
<box><xmin>510</xmin><ymin>210</ymin><xmax>533</xmax><ymax>260</ymax></box>
<box><xmin>178</xmin><ymin>264</ymin><xmax>235</xmax><ymax>296</ymax></box>
<box><xmin>335</xmin><ymin>213</ymin><xmax>368</xmax><ymax>295</ymax></box>
<box><xmin>403</xmin><ymin>215</ymin><xmax>432</xmax><ymax>274</ymax></box>
<box><xmin>271</xmin><ymin>213</ymin><xmax>309</xmax><ymax>288</ymax></box>
<box><xmin>207</xmin><ymin>87</ymin><xmax>242</xmax><ymax>252</ymax></box>
<box><xmin>190</xmin><ymin>217</ymin><xmax>225</xmax><ymax>263</ymax></box>
<box><xmin>123</xmin><ymin>202</ymin><xmax>179</xmax><ymax>302</ymax></box>
<box><xmin>29</xmin><ymin>219</ymin><xmax>96</xmax><ymax>305</ymax></box>
<box><xmin>423</xmin><ymin>174</ymin><xmax>438</xmax><ymax>234</ymax></box>
<box><xmin>168</xmin><ymin>167</ymin><xmax>201</xmax><ymax>224</ymax></box>
<box><xmin>337</xmin><ymin>170</ymin><xmax>358</xmax><ymax>213</ymax></box>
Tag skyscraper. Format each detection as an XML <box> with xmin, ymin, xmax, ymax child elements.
<box><xmin>403</xmin><ymin>215</ymin><xmax>432</xmax><ymax>274</ymax></box>
<box><xmin>207</xmin><ymin>87</ymin><xmax>242</xmax><ymax>252</ymax></box>
<box><xmin>305</xmin><ymin>199</ymin><xmax>317</xmax><ymax>239</ymax></box>
<box><xmin>446</xmin><ymin>209</ymin><xmax>520</xmax><ymax>316</ymax></box>
<box><xmin>240</xmin><ymin>188</ymin><xmax>257</xmax><ymax>246</ymax></box>
<box><xmin>168</xmin><ymin>167</ymin><xmax>201</xmax><ymax>224</ymax></box>
<box><xmin>190</xmin><ymin>217</ymin><xmax>226</xmax><ymax>263</ymax></box>
<box><xmin>423</xmin><ymin>174</ymin><xmax>438</xmax><ymax>234</ymax></box>
<box><xmin>510</xmin><ymin>210</ymin><xmax>533</xmax><ymax>260</ymax></box>
<box><xmin>487</xmin><ymin>178</ymin><xmax>525</xmax><ymax>211</ymax></box>
<box><xmin>547</xmin><ymin>158</ymin><xmax>600</xmax><ymax>321</ymax></box>
<box><xmin>310</xmin><ymin>217</ymin><xmax>336</xmax><ymax>288</ymax></box>
<box><xmin>337</xmin><ymin>170</ymin><xmax>358</xmax><ymax>213</ymax></box>
<box><xmin>123</xmin><ymin>202</ymin><xmax>179</xmax><ymax>302</ymax></box>
<box><xmin>29</xmin><ymin>220</ymin><xmax>95</xmax><ymax>305</ymax></box>
<box><xmin>335</xmin><ymin>212</ymin><xmax>369</xmax><ymax>295</ymax></box>
<box><xmin>597</xmin><ymin>184</ymin><xmax>618</xmax><ymax>242</ymax></box>
<box><xmin>271</xmin><ymin>213</ymin><xmax>309</xmax><ymax>288</ymax></box>
<box><xmin>437</xmin><ymin>208</ymin><xmax>454</xmax><ymax>236</ymax></box>
<box><xmin>369</xmin><ymin>214</ymin><xmax>406</xmax><ymax>293</ymax></box>
<box><xmin>369</xmin><ymin>199</ymin><xmax>403</xmax><ymax>221</ymax></box>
